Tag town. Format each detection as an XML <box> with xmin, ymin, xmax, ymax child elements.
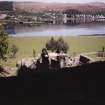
<box><xmin>1</xmin><ymin>1</ymin><xmax>105</xmax><ymax>26</ymax></box>
<box><xmin>1</xmin><ymin>9</ymin><xmax>105</xmax><ymax>25</ymax></box>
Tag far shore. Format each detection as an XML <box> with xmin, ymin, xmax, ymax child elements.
<box><xmin>80</xmin><ymin>34</ymin><xmax>105</xmax><ymax>37</ymax></box>
<box><xmin>9</xmin><ymin>34</ymin><xmax>105</xmax><ymax>38</ymax></box>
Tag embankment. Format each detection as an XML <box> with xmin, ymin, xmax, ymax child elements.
<box><xmin>0</xmin><ymin>61</ymin><xmax>105</xmax><ymax>105</ymax></box>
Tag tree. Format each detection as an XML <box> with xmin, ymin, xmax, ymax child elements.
<box><xmin>10</xmin><ymin>44</ymin><xmax>18</xmax><ymax>58</ymax></box>
<box><xmin>46</xmin><ymin>37</ymin><xmax>57</xmax><ymax>52</ymax></box>
<box><xmin>56</xmin><ymin>37</ymin><xmax>69</xmax><ymax>53</ymax></box>
<box><xmin>46</xmin><ymin>37</ymin><xmax>69</xmax><ymax>53</ymax></box>
<box><xmin>33</xmin><ymin>49</ymin><xmax>36</xmax><ymax>58</ymax></box>
<box><xmin>0</xmin><ymin>26</ymin><xmax>9</xmax><ymax>60</ymax></box>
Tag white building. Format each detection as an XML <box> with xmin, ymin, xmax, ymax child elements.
<box><xmin>0</xmin><ymin>14</ymin><xmax>7</xmax><ymax>20</ymax></box>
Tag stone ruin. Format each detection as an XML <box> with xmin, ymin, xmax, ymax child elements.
<box><xmin>96</xmin><ymin>47</ymin><xmax>105</xmax><ymax>58</ymax></box>
<box><xmin>0</xmin><ymin>65</ymin><xmax>16</xmax><ymax>77</ymax></box>
<box><xmin>97</xmin><ymin>51</ymin><xmax>105</xmax><ymax>58</ymax></box>
<box><xmin>16</xmin><ymin>48</ymin><xmax>93</xmax><ymax>72</ymax></box>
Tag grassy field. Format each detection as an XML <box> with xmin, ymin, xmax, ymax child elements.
<box><xmin>1</xmin><ymin>36</ymin><xmax>105</xmax><ymax>67</ymax></box>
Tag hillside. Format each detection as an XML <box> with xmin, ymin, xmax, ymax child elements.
<box><xmin>0</xmin><ymin>1</ymin><xmax>105</xmax><ymax>13</ymax></box>
<box><xmin>13</xmin><ymin>1</ymin><xmax>105</xmax><ymax>13</ymax></box>
<box><xmin>0</xmin><ymin>1</ymin><xmax>13</xmax><ymax>11</ymax></box>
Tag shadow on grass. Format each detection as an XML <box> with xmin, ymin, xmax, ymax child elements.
<box><xmin>0</xmin><ymin>61</ymin><xmax>105</xmax><ymax>105</ymax></box>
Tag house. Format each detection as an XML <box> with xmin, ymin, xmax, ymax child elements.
<box><xmin>0</xmin><ymin>13</ymin><xmax>7</xmax><ymax>20</ymax></box>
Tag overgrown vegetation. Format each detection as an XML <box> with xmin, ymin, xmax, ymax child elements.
<box><xmin>46</xmin><ymin>37</ymin><xmax>69</xmax><ymax>53</ymax></box>
<box><xmin>9</xmin><ymin>44</ymin><xmax>18</xmax><ymax>58</ymax></box>
<box><xmin>0</xmin><ymin>25</ymin><xmax>18</xmax><ymax>62</ymax></box>
<box><xmin>0</xmin><ymin>26</ymin><xmax>9</xmax><ymax>61</ymax></box>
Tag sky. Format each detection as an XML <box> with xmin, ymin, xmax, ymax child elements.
<box><xmin>1</xmin><ymin>0</ymin><xmax>105</xmax><ymax>3</ymax></box>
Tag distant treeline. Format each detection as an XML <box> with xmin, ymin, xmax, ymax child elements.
<box><xmin>0</xmin><ymin>1</ymin><xmax>13</xmax><ymax>11</ymax></box>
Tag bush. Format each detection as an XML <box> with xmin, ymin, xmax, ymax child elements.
<box><xmin>33</xmin><ymin>49</ymin><xmax>36</xmax><ymax>58</ymax></box>
<box><xmin>56</xmin><ymin>37</ymin><xmax>69</xmax><ymax>53</ymax></box>
<box><xmin>46</xmin><ymin>37</ymin><xmax>57</xmax><ymax>52</ymax></box>
<box><xmin>46</xmin><ymin>37</ymin><xmax>69</xmax><ymax>53</ymax></box>
<box><xmin>0</xmin><ymin>27</ymin><xmax>9</xmax><ymax>60</ymax></box>
<box><xmin>10</xmin><ymin>44</ymin><xmax>18</xmax><ymax>58</ymax></box>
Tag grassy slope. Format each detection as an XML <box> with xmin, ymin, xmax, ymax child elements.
<box><xmin>1</xmin><ymin>36</ymin><xmax>105</xmax><ymax>67</ymax></box>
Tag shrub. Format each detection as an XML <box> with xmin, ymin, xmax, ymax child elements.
<box><xmin>46</xmin><ymin>37</ymin><xmax>57</xmax><ymax>52</ymax></box>
<box><xmin>0</xmin><ymin>26</ymin><xmax>9</xmax><ymax>60</ymax></box>
<box><xmin>46</xmin><ymin>37</ymin><xmax>69</xmax><ymax>53</ymax></box>
<box><xmin>10</xmin><ymin>44</ymin><xmax>18</xmax><ymax>58</ymax></box>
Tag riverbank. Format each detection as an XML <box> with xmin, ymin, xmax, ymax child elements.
<box><xmin>0</xmin><ymin>61</ymin><xmax>105</xmax><ymax>104</ymax></box>
<box><xmin>1</xmin><ymin>36</ymin><xmax>105</xmax><ymax>68</ymax></box>
<box><xmin>1</xmin><ymin>70</ymin><xmax>105</xmax><ymax>105</ymax></box>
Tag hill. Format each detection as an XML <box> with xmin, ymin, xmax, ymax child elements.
<box><xmin>13</xmin><ymin>1</ymin><xmax>105</xmax><ymax>13</ymax></box>
<box><xmin>1</xmin><ymin>1</ymin><xmax>105</xmax><ymax>13</ymax></box>
<box><xmin>0</xmin><ymin>1</ymin><xmax>13</xmax><ymax>11</ymax></box>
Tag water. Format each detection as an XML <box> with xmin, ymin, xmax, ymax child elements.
<box><xmin>5</xmin><ymin>22</ymin><xmax>105</xmax><ymax>37</ymax></box>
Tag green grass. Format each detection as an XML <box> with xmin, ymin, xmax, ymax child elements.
<box><xmin>1</xmin><ymin>36</ymin><xmax>105</xmax><ymax>67</ymax></box>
